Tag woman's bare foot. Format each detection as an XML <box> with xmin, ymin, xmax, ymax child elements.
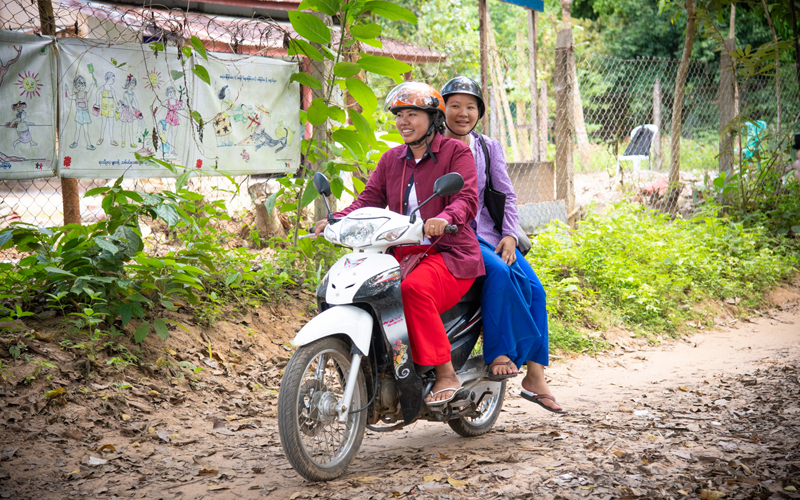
<box><xmin>521</xmin><ymin>361</ymin><xmax>563</xmax><ymax>412</ymax></box>
<box><xmin>425</xmin><ymin>362</ymin><xmax>462</xmax><ymax>403</ymax></box>
<box><xmin>488</xmin><ymin>355</ymin><xmax>518</xmax><ymax>376</ymax></box>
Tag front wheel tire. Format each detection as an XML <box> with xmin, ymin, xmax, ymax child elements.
<box><xmin>278</xmin><ymin>337</ymin><xmax>367</xmax><ymax>481</ymax></box>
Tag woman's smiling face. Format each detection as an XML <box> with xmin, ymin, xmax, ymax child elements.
<box><xmin>444</xmin><ymin>94</ymin><xmax>479</xmax><ymax>136</ymax></box>
<box><xmin>395</xmin><ymin>108</ymin><xmax>431</xmax><ymax>144</ymax></box>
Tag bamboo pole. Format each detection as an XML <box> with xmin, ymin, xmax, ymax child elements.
<box><xmin>540</xmin><ymin>80</ymin><xmax>548</xmax><ymax>162</ymax></box>
<box><xmin>653</xmin><ymin>78</ymin><xmax>662</xmax><ymax>171</ymax></box>
<box><xmin>486</xmin><ymin>11</ymin><xmax>521</xmax><ymax>160</ymax></box>
<box><xmin>515</xmin><ymin>30</ymin><xmax>530</xmax><ymax>159</ymax></box>
<box><xmin>478</xmin><ymin>0</ymin><xmax>490</xmax><ymax>135</ymax></box>
<box><xmin>528</xmin><ymin>10</ymin><xmax>539</xmax><ymax>163</ymax></box>
<box><xmin>761</xmin><ymin>0</ymin><xmax>781</xmax><ymax>137</ymax></box>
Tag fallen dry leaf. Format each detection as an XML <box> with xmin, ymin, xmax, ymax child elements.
<box><xmin>44</xmin><ymin>388</ymin><xmax>66</xmax><ymax>399</ymax></box>
<box><xmin>447</xmin><ymin>477</ymin><xmax>468</xmax><ymax>488</ymax></box>
<box><xmin>700</xmin><ymin>489</ymin><xmax>725</xmax><ymax>500</ymax></box>
<box><xmin>96</xmin><ymin>444</ymin><xmax>116</xmax><ymax>453</ymax></box>
<box><xmin>199</xmin><ymin>465</ymin><xmax>219</xmax><ymax>475</ymax></box>
<box><xmin>423</xmin><ymin>474</ymin><xmax>442</xmax><ymax>482</ymax></box>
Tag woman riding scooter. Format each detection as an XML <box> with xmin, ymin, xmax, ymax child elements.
<box><xmin>441</xmin><ymin>76</ymin><xmax>566</xmax><ymax>414</ymax></box>
<box><xmin>314</xmin><ymin>82</ymin><xmax>484</xmax><ymax>405</ymax></box>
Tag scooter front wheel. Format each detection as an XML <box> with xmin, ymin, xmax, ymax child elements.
<box><xmin>278</xmin><ymin>337</ymin><xmax>367</xmax><ymax>481</ymax></box>
<box><xmin>448</xmin><ymin>381</ymin><xmax>506</xmax><ymax>437</ymax></box>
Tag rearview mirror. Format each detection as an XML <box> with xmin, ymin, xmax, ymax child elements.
<box><xmin>313</xmin><ymin>172</ymin><xmax>332</xmax><ymax>197</ymax></box>
<box><xmin>433</xmin><ymin>173</ymin><xmax>464</xmax><ymax>197</ymax></box>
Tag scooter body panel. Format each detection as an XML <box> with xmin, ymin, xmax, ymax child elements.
<box><xmin>292</xmin><ymin>305</ymin><xmax>373</xmax><ymax>355</ymax></box>
<box><xmin>325</xmin><ymin>253</ymin><xmax>400</xmax><ymax>305</ymax></box>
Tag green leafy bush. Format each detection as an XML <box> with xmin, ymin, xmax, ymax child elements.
<box><xmin>528</xmin><ymin>202</ymin><xmax>797</xmax><ymax>339</ymax></box>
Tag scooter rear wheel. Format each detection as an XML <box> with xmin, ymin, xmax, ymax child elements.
<box><xmin>278</xmin><ymin>337</ymin><xmax>367</xmax><ymax>481</ymax></box>
<box><xmin>447</xmin><ymin>381</ymin><xmax>506</xmax><ymax>437</ymax></box>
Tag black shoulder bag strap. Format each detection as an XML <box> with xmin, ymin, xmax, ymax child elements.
<box><xmin>478</xmin><ymin>135</ymin><xmax>507</xmax><ymax>234</ymax></box>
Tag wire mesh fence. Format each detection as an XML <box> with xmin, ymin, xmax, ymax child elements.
<box><xmin>1</xmin><ymin>0</ymin><xmax>797</xmax><ymax>253</ymax></box>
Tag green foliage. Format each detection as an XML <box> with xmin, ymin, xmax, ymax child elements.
<box><xmin>274</xmin><ymin>0</ymin><xmax>417</xmax><ymax>247</ymax></box>
<box><xmin>528</xmin><ymin>202</ymin><xmax>797</xmax><ymax>341</ymax></box>
<box><xmin>0</xmin><ymin>176</ymin><xmax>230</xmax><ymax>343</ymax></box>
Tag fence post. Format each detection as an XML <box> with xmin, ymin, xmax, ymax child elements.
<box><xmin>478</xmin><ymin>0</ymin><xmax>490</xmax><ymax>136</ymax></box>
<box><xmin>527</xmin><ymin>9</ymin><xmax>539</xmax><ymax>163</ymax></box>
<box><xmin>555</xmin><ymin>28</ymin><xmax>575</xmax><ymax>217</ymax></box>
<box><xmin>37</xmin><ymin>0</ymin><xmax>81</xmax><ymax>225</ymax></box>
<box><xmin>653</xmin><ymin>78</ymin><xmax>662</xmax><ymax>170</ymax></box>
<box><xmin>718</xmin><ymin>38</ymin><xmax>736</xmax><ymax>176</ymax></box>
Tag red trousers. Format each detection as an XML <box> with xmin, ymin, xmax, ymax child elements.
<box><xmin>396</xmin><ymin>247</ymin><xmax>475</xmax><ymax>366</ymax></box>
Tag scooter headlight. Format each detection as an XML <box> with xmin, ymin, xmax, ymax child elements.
<box><xmin>339</xmin><ymin>217</ymin><xmax>389</xmax><ymax>248</ymax></box>
<box><xmin>376</xmin><ymin>226</ymin><xmax>408</xmax><ymax>242</ymax></box>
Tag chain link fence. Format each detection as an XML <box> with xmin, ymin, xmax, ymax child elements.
<box><xmin>2</xmin><ymin>0</ymin><xmax>798</xmax><ymax>251</ymax></box>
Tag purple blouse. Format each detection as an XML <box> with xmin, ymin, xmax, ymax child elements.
<box><xmin>468</xmin><ymin>131</ymin><xmax>520</xmax><ymax>248</ymax></box>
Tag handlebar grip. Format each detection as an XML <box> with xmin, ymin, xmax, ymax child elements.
<box><xmin>444</xmin><ymin>224</ymin><xmax>458</xmax><ymax>234</ymax></box>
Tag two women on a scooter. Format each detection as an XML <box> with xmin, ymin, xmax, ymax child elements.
<box><xmin>314</xmin><ymin>82</ymin><xmax>482</xmax><ymax>406</ymax></box>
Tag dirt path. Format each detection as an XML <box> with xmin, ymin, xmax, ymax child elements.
<box><xmin>2</xmin><ymin>291</ymin><xmax>799</xmax><ymax>500</ymax></box>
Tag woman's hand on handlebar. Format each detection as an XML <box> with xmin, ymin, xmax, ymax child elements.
<box><xmin>313</xmin><ymin>219</ymin><xmax>329</xmax><ymax>237</ymax></box>
<box><xmin>424</xmin><ymin>218</ymin><xmax>450</xmax><ymax>238</ymax></box>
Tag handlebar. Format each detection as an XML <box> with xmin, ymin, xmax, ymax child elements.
<box><xmin>444</xmin><ymin>224</ymin><xmax>458</xmax><ymax>234</ymax></box>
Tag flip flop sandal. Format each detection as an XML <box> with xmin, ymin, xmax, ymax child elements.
<box><xmin>425</xmin><ymin>387</ymin><xmax>469</xmax><ymax>407</ymax></box>
<box><xmin>521</xmin><ymin>390</ymin><xmax>567</xmax><ymax>414</ymax></box>
<box><xmin>486</xmin><ymin>359</ymin><xmax>519</xmax><ymax>381</ymax></box>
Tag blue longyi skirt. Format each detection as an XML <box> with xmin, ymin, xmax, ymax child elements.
<box><xmin>478</xmin><ymin>237</ymin><xmax>549</xmax><ymax>368</ymax></box>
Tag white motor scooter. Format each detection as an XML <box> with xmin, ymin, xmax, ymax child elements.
<box><xmin>277</xmin><ymin>172</ymin><xmax>509</xmax><ymax>481</ymax></box>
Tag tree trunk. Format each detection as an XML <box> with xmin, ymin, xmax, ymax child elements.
<box><xmin>666</xmin><ymin>0</ymin><xmax>695</xmax><ymax>211</ymax></box>
<box><xmin>527</xmin><ymin>10</ymin><xmax>540</xmax><ymax>163</ymax></box>
<box><xmin>719</xmin><ymin>38</ymin><xmax>736</xmax><ymax>177</ymax></box>
<box><xmin>559</xmin><ymin>0</ymin><xmax>591</xmax><ymax>170</ymax></box>
<box><xmin>486</xmin><ymin>11</ymin><xmax>521</xmax><ymax>160</ymax></box>
<box><xmin>38</xmin><ymin>0</ymin><xmax>80</xmax><ymax>225</ymax></box>
<box><xmin>790</xmin><ymin>0</ymin><xmax>800</xmax><ymax>90</ymax></box>
<box><xmin>761</xmin><ymin>0</ymin><xmax>781</xmax><ymax>137</ymax></box>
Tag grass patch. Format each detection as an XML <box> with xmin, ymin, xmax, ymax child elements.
<box><xmin>528</xmin><ymin>201</ymin><xmax>798</xmax><ymax>350</ymax></box>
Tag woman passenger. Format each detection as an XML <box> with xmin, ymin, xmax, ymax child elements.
<box><xmin>440</xmin><ymin>76</ymin><xmax>565</xmax><ymax>413</ymax></box>
<box><xmin>314</xmin><ymin>82</ymin><xmax>484</xmax><ymax>405</ymax></box>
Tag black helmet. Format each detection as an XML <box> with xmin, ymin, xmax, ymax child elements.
<box><xmin>441</xmin><ymin>76</ymin><xmax>485</xmax><ymax>120</ymax></box>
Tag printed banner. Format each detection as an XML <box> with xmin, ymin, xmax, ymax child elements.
<box><xmin>57</xmin><ymin>38</ymin><xmax>300</xmax><ymax>179</ymax></box>
<box><xmin>58</xmin><ymin>38</ymin><xmax>192</xmax><ymax>178</ymax></box>
<box><xmin>188</xmin><ymin>52</ymin><xmax>300</xmax><ymax>176</ymax></box>
<box><xmin>0</xmin><ymin>32</ymin><xmax>57</xmax><ymax>180</ymax></box>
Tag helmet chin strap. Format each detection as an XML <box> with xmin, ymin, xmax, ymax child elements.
<box><xmin>443</xmin><ymin>121</ymin><xmax>477</xmax><ymax>137</ymax></box>
<box><xmin>405</xmin><ymin>121</ymin><xmax>439</xmax><ymax>163</ymax></box>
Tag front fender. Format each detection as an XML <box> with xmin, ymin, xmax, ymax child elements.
<box><xmin>292</xmin><ymin>305</ymin><xmax>373</xmax><ymax>355</ymax></box>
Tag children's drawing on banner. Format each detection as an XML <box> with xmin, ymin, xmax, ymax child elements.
<box><xmin>7</xmin><ymin>101</ymin><xmax>39</xmax><ymax>148</ymax></box>
<box><xmin>95</xmin><ymin>71</ymin><xmax>118</xmax><ymax>146</ymax></box>
<box><xmin>213</xmin><ymin>85</ymin><xmax>234</xmax><ymax>147</ymax></box>
<box><xmin>0</xmin><ymin>45</ymin><xmax>22</xmax><ymax>87</ymax></box>
<box><xmin>118</xmin><ymin>74</ymin><xmax>143</xmax><ymax>150</ymax></box>
<box><xmin>64</xmin><ymin>74</ymin><xmax>96</xmax><ymax>150</ymax></box>
<box><xmin>0</xmin><ymin>32</ymin><xmax>56</xmax><ymax>179</ymax></box>
<box><xmin>158</xmin><ymin>86</ymin><xmax>183</xmax><ymax>158</ymax></box>
<box><xmin>189</xmin><ymin>51</ymin><xmax>300</xmax><ymax>176</ymax></box>
<box><xmin>57</xmin><ymin>38</ymin><xmax>192</xmax><ymax>177</ymax></box>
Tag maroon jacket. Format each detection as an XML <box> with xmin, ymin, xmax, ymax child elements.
<box><xmin>334</xmin><ymin>133</ymin><xmax>485</xmax><ymax>280</ymax></box>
